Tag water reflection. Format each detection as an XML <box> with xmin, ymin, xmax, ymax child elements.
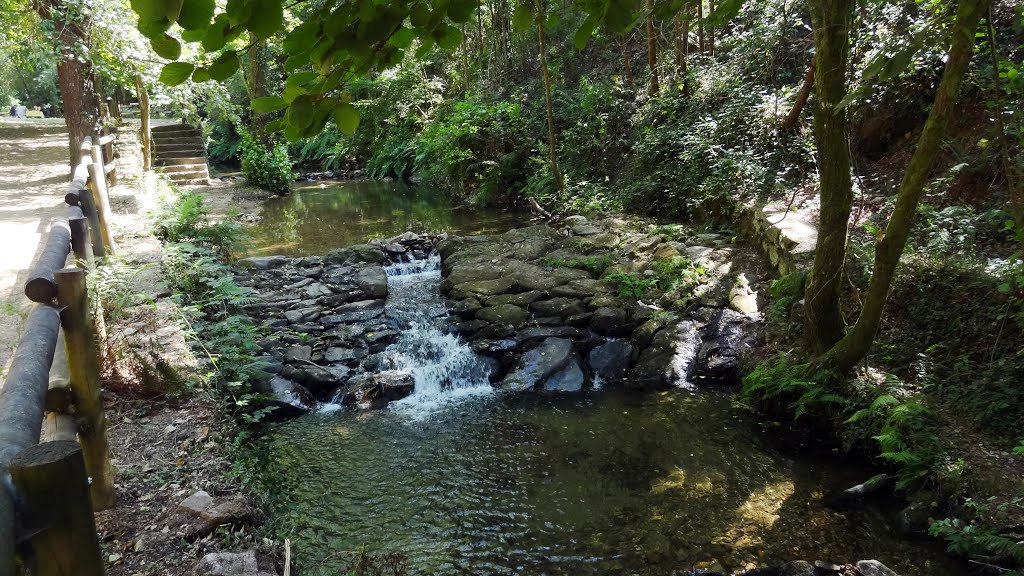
<box><xmin>244</xmin><ymin>180</ymin><xmax>529</xmax><ymax>256</ymax></box>
<box><xmin>264</xmin><ymin>391</ymin><xmax>958</xmax><ymax>576</ymax></box>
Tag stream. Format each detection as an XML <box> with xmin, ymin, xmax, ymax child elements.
<box><xmin>247</xmin><ymin>182</ymin><xmax>959</xmax><ymax>575</ymax></box>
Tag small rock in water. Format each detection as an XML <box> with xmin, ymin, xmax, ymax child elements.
<box><xmin>780</xmin><ymin>560</ymin><xmax>815</xmax><ymax>576</ymax></box>
<box><xmin>856</xmin><ymin>560</ymin><xmax>899</xmax><ymax>576</ymax></box>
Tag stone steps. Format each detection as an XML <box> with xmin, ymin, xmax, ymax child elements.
<box><xmin>151</xmin><ymin>123</ymin><xmax>210</xmax><ymax>186</ymax></box>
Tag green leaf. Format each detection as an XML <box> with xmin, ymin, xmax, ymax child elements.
<box><xmin>225</xmin><ymin>0</ymin><xmax>250</xmax><ymax>26</ymax></box>
<box><xmin>998</xmin><ymin>282</ymin><xmax>1011</xmax><ymax>293</ymax></box>
<box><xmin>433</xmin><ymin>23</ymin><xmax>462</xmax><ymax>50</ymax></box>
<box><xmin>447</xmin><ymin>0</ymin><xmax>475</xmax><ymax>23</ymax></box>
<box><xmin>286</xmin><ymin>96</ymin><xmax>315</xmax><ymax>131</ymax></box>
<box><xmin>181</xmin><ymin>27</ymin><xmax>208</xmax><ymax>42</ymax></box>
<box><xmin>574</xmin><ymin>12</ymin><xmax>601</xmax><ymax>49</ymax></box>
<box><xmin>209</xmin><ymin>51</ymin><xmax>240</xmax><ymax>80</ymax></box>
<box><xmin>245</xmin><ymin>0</ymin><xmax>284</xmax><ymax>38</ymax></box>
<box><xmin>137</xmin><ymin>16</ymin><xmax>172</xmax><ymax>39</ymax></box>
<box><xmin>159</xmin><ymin>62</ymin><xmax>196</xmax><ymax>86</ymax></box>
<box><xmin>191</xmin><ymin>67</ymin><xmax>211</xmax><ymax>82</ymax></box>
<box><xmin>151</xmin><ymin>34</ymin><xmax>182</xmax><ymax>60</ymax></box>
<box><xmin>334</xmin><ymin>102</ymin><xmax>360</xmax><ymax>135</ymax></box>
<box><xmin>703</xmin><ymin>0</ymin><xmax>744</xmax><ymax>28</ymax></box>
<box><xmin>178</xmin><ymin>0</ymin><xmax>215</xmax><ymax>30</ymax></box>
<box><xmin>282</xmin><ymin>20</ymin><xmax>320</xmax><ymax>54</ymax></box>
<box><xmin>130</xmin><ymin>0</ymin><xmax>166</xmax><ymax>22</ymax></box>
<box><xmin>389</xmin><ymin>26</ymin><xmax>416</xmax><ymax>48</ymax></box>
<box><xmin>604</xmin><ymin>0</ymin><xmax>634</xmax><ymax>32</ymax></box>
<box><xmin>512</xmin><ymin>2</ymin><xmax>534</xmax><ymax>32</ymax></box>
<box><xmin>202</xmin><ymin>14</ymin><xmax>230</xmax><ymax>51</ymax></box>
<box><xmin>286</xmin><ymin>71</ymin><xmax>320</xmax><ymax>86</ymax></box>
<box><xmin>282</xmin><ymin>84</ymin><xmax>308</xmax><ymax>103</ymax></box>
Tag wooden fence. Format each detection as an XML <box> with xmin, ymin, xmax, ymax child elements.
<box><xmin>0</xmin><ymin>128</ymin><xmax>120</xmax><ymax>576</ymax></box>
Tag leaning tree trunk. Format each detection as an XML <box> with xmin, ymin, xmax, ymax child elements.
<box><xmin>815</xmin><ymin>0</ymin><xmax>992</xmax><ymax>374</ymax></box>
<box><xmin>32</xmin><ymin>0</ymin><xmax>100</xmax><ymax>174</ymax></box>
<box><xmin>802</xmin><ymin>0</ymin><xmax>856</xmax><ymax>356</ymax></box>
<box><xmin>646</xmin><ymin>0</ymin><xmax>659</xmax><ymax>96</ymax></box>
<box><xmin>536</xmin><ymin>5</ymin><xmax>562</xmax><ymax>192</ymax></box>
<box><xmin>781</xmin><ymin>61</ymin><xmax>816</xmax><ymax>130</ymax></box>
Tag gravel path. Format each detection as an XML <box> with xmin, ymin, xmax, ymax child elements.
<box><xmin>0</xmin><ymin>118</ymin><xmax>73</xmax><ymax>377</ymax></box>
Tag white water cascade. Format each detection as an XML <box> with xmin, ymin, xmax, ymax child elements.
<box><xmin>380</xmin><ymin>254</ymin><xmax>494</xmax><ymax>415</ymax></box>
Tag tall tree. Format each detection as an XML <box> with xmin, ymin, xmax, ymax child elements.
<box><xmin>534</xmin><ymin>0</ymin><xmax>563</xmax><ymax>191</ymax></box>
<box><xmin>32</xmin><ymin>0</ymin><xmax>100</xmax><ymax>171</ymax></box>
<box><xmin>803</xmin><ymin>0</ymin><xmax>855</xmax><ymax>355</ymax></box>
<box><xmin>814</xmin><ymin>0</ymin><xmax>992</xmax><ymax>373</ymax></box>
<box><xmin>646</xmin><ymin>0</ymin><xmax>659</xmax><ymax>96</ymax></box>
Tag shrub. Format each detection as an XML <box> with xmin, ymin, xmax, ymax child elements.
<box><xmin>241</xmin><ymin>134</ymin><xmax>295</xmax><ymax>194</ymax></box>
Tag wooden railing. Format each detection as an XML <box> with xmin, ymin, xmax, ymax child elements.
<box><xmin>0</xmin><ymin>129</ymin><xmax>120</xmax><ymax>576</ymax></box>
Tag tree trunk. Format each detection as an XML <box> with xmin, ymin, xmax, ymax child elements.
<box><xmin>985</xmin><ymin>8</ymin><xmax>1023</xmax><ymax>243</ymax></box>
<box><xmin>681</xmin><ymin>2</ymin><xmax>691</xmax><ymax>94</ymax></box>
<box><xmin>708</xmin><ymin>0</ymin><xmax>715</xmax><ymax>56</ymax></box>
<box><xmin>135</xmin><ymin>74</ymin><xmax>151</xmax><ymax>170</ymax></box>
<box><xmin>624</xmin><ymin>35</ymin><xmax>634</xmax><ymax>85</ymax></box>
<box><xmin>32</xmin><ymin>0</ymin><xmax>100</xmax><ymax>174</ymax></box>
<box><xmin>646</xmin><ymin>0</ymin><xmax>659</xmax><ymax>96</ymax></box>
<box><xmin>697</xmin><ymin>0</ymin><xmax>705</xmax><ymax>54</ymax></box>
<box><xmin>537</xmin><ymin>5</ymin><xmax>562</xmax><ymax>191</ymax></box>
<box><xmin>245</xmin><ymin>39</ymin><xmax>271</xmax><ymax>144</ymax></box>
<box><xmin>781</xmin><ymin>61</ymin><xmax>815</xmax><ymax>130</ymax></box>
<box><xmin>803</xmin><ymin>0</ymin><xmax>855</xmax><ymax>355</ymax></box>
<box><xmin>815</xmin><ymin>0</ymin><xmax>991</xmax><ymax>374</ymax></box>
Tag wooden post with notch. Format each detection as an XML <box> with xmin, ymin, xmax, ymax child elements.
<box><xmin>87</xmin><ymin>144</ymin><xmax>116</xmax><ymax>256</ymax></box>
<box><xmin>9</xmin><ymin>441</ymin><xmax>104</xmax><ymax>576</ymax></box>
<box><xmin>54</xmin><ymin>267</ymin><xmax>114</xmax><ymax>510</ymax></box>
<box><xmin>135</xmin><ymin>74</ymin><xmax>152</xmax><ymax>171</ymax></box>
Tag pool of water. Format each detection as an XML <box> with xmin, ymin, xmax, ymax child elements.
<box><xmin>246</xmin><ymin>182</ymin><xmax>959</xmax><ymax>575</ymax></box>
<box><xmin>243</xmin><ymin>180</ymin><xmax>529</xmax><ymax>256</ymax></box>
<box><xmin>265</xmin><ymin>391</ymin><xmax>956</xmax><ymax>576</ymax></box>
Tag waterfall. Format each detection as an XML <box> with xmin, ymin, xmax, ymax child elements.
<box><xmin>381</xmin><ymin>254</ymin><xmax>494</xmax><ymax>415</ymax></box>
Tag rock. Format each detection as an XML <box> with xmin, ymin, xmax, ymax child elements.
<box><xmin>544</xmin><ymin>358</ymin><xmax>586</xmax><ymax>392</ymax></box>
<box><xmin>363</xmin><ymin>329</ymin><xmax>398</xmax><ymax>346</ymax></box>
<box><xmin>383</xmin><ymin>243</ymin><xmax>406</xmax><ymax>254</ymax></box>
<box><xmin>515</xmin><ymin>326</ymin><xmax>588</xmax><ymax>347</ymax></box>
<box><xmin>572</xmin><ymin>223</ymin><xmax>603</xmax><ymax>236</ymax></box>
<box><xmin>814</xmin><ymin>560</ymin><xmax>843</xmax><ymax>573</ymax></box>
<box><xmin>283</xmin><ymin>307</ymin><xmax>321</xmax><ymax>324</ymax></box>
<box><xmin>690</xmin><ymin>308</ymin><xmax>758</xmax><ymax>387</ymax></box>
<box><xmin>456</xmin><ymin>319</ymin><xmax>489</xmax><ymax>337</ymax></box>
<box><xmin>856</xmin><ymin>560</ymin><xmax>898</xmax><ymax>576</ymax></box>
<box><xmin>255</xmin><ymin>356</ymin><xmax>283</xmax><ymax>374</ymax></box>
<box><xmin>486</xmin><ymin>290</ymin><xmax>545</xmax><ymax>307</ymax></box>
<box><xmin>589</xmin><ymin>306</ymin><xmax>628</xmax><ymax>335</ymax></box>
<box><xmin>564</xmin><ymin>215</ymin><xmax>588</xmax><ymax>225</ymax></box>
<box><xmin>565</xmin><ymin>312</ymin><xmax>593</xmax><ymax>327</ymax></box>
<box><xmin>450</xmin><ymin>297</ymin><xmax>482</xmax><ymax>319</ymax></box>
<box><xmin>728</xmin><ymin>273</ymin><xmax>759</xmax><ymax>315</ymax></box>
<box><xmin>298</xmin><ymin>365</ymin><xmax>342</xmax><ymax>393</ymax></box>
<box><xmin>359</xmin><ymin>371</ymin><xmax>415</xmax><ymax>408</ymax></box>
<box><xmin>325</xmin><ymin>347</ymin><xmax>368</xmax><ymax>363</ymax></box>
<box><xmin>283</xmin><ymin>345</ymin><xmax>312</xmax><ymax>363</ymax></box>
<box><xmin>325</xmin><ymin>244</ymin><xmax>386</xmax><ymax>265</ymax></box>
<box><xmin>780</xmin><ymin>560</ymin><xmax>815</xmax><ymax>576</ymax></box>
<box><xmin>510</xmin><ymin>262</ymin><xmax>590</xmax><ymax>291</ymax></box>
<box><xmin>631</xmin><ymin>317</ymin><xmax>669</xmax><ymax>351</ymax></box>
<box><xmin>586</xmin><ymin>233</ymin><xmax>620</xmax><ymax>249</ymax></box>
<box><xmin>695</xmin><ymin>233</ymin><xmax>723</xmax><ymax>244</ymax></box>
<box><xmin>355</xmin><ymin>266</ymin><xmax>388</xmax><ymax>299</ymax></box>
<box><xmin>652</xmin><ymin>243</ymin><xmax>681</xmax><ymax>260</ymax></box>
<box><xmin>451</xmin><ymin>277</ymin><xmax>518</xmax><ymax>300</ymax></box>
<box><xmin>471</xmin><ymin>323</ymin><xmax>516</xmax><ymax>340</ymax></box>
<box><xmin>476</xmin><ymin>304</ymin><xmax>529</xmax><ymax>327</ymax></box>
<box><xmin>252</xmin><ymin>376</ymin><xmax>316</xmax><ymax>418</ymax></box>
<box><xmin>236</xmin><ymin>255</ymin><xmax>288</xmax><ymax>270</ymax></box>
<box><xmin>174</xmin><ymin>491</ymin><xmax>246</xmax><ymax>540</ymax></box>
<box><xmin>897</xmin><ymin>497</ymin><xmax>931</xmax><ymax>535</ymax></box>
<box><xmin>550</xmin><ymin>279</ymin><xmax>615</xmax><ymax>298</ymax></box>
<box><xmin>471</xmin><ymin>339</ymin><xmax>518</xmax><ymax>356</ymax></box>
<box><xmin>587</xmin><ymin>340</ymin><xmax>633</xmax><ymax>382</ymax></box>
<box><xmin>445</xmin><ymin>261</ymin><xmax>504</xmax><ymax>287</ymax></box>
<box><xmin>530</xmin><ymin>297</ymin><xmax>586</xmax><ymax>319</ymax></box>
<box><xmin>825</xmin><ymin>474</ymin><xmax>892</xmax><ymax>509</ymax></box>
<box><xmin>512</xmin><ymin>237</ymin><xmax>555</xmax><ymax>261</ymax></box>
<box><xmin>587</xmin><ymin>293</ymin><xmax>620</xmax><ymax>310</ymax></box>
<box><xmin>685</xmin><ymin>245</ymin><xmax>714</xmax><ymax>260</ymax></box>
<box><xmin>327</xmin><ymin>324</ymin><xmax>366</xmax><ymax>341</ymax></box>
<box><xmin>500</xmin><ymin>337</ymin><xmax>574</xmax><ymax>391</ymax></box>
<box><xmin>629</xmin><ymin>321</ymin><xmax>697</xmax><ymax>389</ymax></box>
<box><xmin>193</xmin><ymin>551</ymin><xmax>259</xmax><ymax>576</ymax></box>
<box><xmin>321</xmin><ymin>300</ymin><xmax>385</xmax><ymax>324</ymax></box>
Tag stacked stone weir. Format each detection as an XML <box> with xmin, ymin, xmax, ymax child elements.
<box><xmin>151</xmin><ymin>123</ymin><xmax>210</xmax><ymax>185</ymax></box>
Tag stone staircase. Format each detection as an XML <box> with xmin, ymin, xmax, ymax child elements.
<box><xmin>151</xmin><ymin>123</ymin><xmax>210</xmax><ymax>185</ymax></box>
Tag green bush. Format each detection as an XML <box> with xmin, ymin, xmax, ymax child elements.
<box><xmin>241</xmin><ymin>135</ymin><xmax>295</xmax><ymax>194</ymax></box>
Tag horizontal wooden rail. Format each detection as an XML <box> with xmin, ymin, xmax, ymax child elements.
<box><xmin>24</xmin><ymin>220</ymin><xmax>72</xmax><ymax>303</ymax></box>
<box><xmin>0</xmin><ymin>304</ymin><xmax>62</xmax><ymax>576</ymax></box>
<box><xmin>96</xmin><ymin>134</ymin><xmax>114</xmax><ymax>146</ymax></box>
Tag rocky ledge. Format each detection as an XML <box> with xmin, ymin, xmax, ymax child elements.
<box><xmin>436</xmin><ymin>216</ymin><xmax>765</xmax><ymax>394</ymax></box>
<box><xmin>233</xmin><ymin>215</ymin><xmax>768</xmax><ymax>416</ymax></box>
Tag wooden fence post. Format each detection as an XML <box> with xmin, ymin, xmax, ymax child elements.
<box><xmin>135</xmin><ymin>74</ymin><xmax>151</xmax><ymax>171</ymax></box>
<box><xmin>86</xmin><ymin>147</ymin><xmax>116</xmax><ymax>256</ymax></box>
<box><xmin>68</xmin><ymin>216</ymin><xmax>94</xmax><ymax>267</ymax></box>
<box><xmin>54</xmin><ymin>267</ymin><xmax>114</xmax><ymax>510</ymax></box>
<box><xmin>9</xmin><ymin>441</ymin><xmax>104</xmax><ymax>576</ymax></box>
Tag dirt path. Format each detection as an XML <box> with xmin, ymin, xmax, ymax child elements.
<box><xmin>0</xmin><ymin>118</ymin><xmax>74</xmax><ymax>377</ymax></box>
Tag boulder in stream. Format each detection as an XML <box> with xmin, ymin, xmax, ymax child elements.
<box><xmin>500</xmin><ymin>337</ymin><xmax>578</xmax><ymax>392</ymax></box>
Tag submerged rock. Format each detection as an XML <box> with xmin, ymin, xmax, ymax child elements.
<box><xmin>856</xmin><ymin>560</ymin><xmax>899</xmax><ymax>576</ymax></box>
<box><xmin>253</xmin><ymin>376</ymin><xmax>315</xmax><ymax>419</ymax></box>
<box><xmin>587</xmin><ymin>340</ymin><xmax>633</xmax><ymax>382</ymax></box>
<box><xmin>500</xmin><ymin>337</ymin><xmax>575</xmax><ymax>391</ymax></box>
<box><xmin>544</xmin><ymin>358</ymin><xmax>585</xmax><ymax>392</ymax></box>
